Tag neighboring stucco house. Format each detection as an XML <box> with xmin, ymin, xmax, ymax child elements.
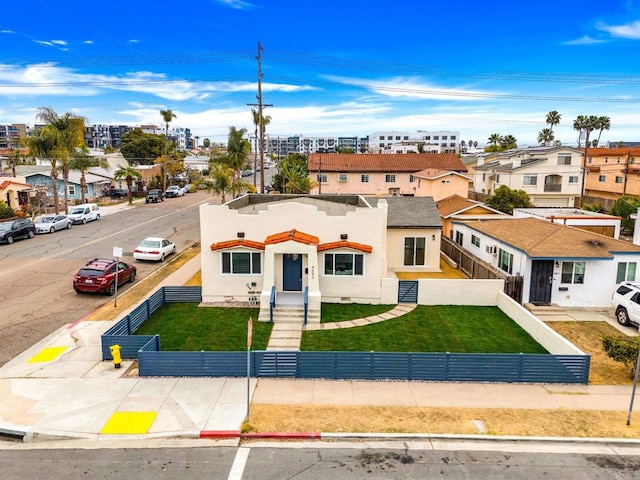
<box><xmin>584</xmin><ymin>147</ymin><xmax>640</xmax><ymax>207</ymax></box>
<box><xmin>200</xmin><ymin>194</ymin><xmax>442</xmax><ymax>322</ymax></box>
<box><xmin>412</xmin><ymin>171</ymin><xmax>472</xmax><ymax>201</ymax></box>
<box><xmin>0</xmin><ymin>176</ymin><xmax>34</xmax><ymax>211</ymax></box>
<box><xmin>451</xmin><ymin>217</ymin><xmax>640</xmax><ymax>307</ymax></box>
<box><xmin>307</xmin><ymin>153</ymin><xmax>467</xmax><ymax>197</ymax></box>
<box><xmin>437</xmin><ymin>194</ymin><xmax>508</xmax><ymax>238</ymax></box>
<box><xmin>513</xmin><ymin>207</ymin><xmax>622</xmax><ymax>239</ymax></box>
<box><xmin>473</xmin><ymin>146</ymin><xmax>584</xmax><ymax>207</ymax></box>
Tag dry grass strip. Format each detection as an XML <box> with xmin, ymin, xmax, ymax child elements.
<box><xmin>247</xmin><ymin>404</ymin><xmax>640</xmax><ymax>438</ymax></box>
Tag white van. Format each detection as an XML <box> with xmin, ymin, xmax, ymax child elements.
<box><xmin>68</xmin><ymin>203</ymin><xmax>100</xmax><ymax>224</ymax></box>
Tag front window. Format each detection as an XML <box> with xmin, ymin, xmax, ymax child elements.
<box><xmin>523</xmin><ymin>175</ymin><xmax>537</xmax><ymax>186</ymax></box>
<box><xmin>615</xmin><ymin>176</ymin><xmax>624</xmax><ymax>184</ymax></box>
<box><xmin>409</xmin><ymin>175</ymin><xmax>415</xmax><ymax>183</ymax></box>
<box><xmin>569</xmin><ymin>176</ymin><xmax>578</xmax><ymax>184</ymax></box>
<box><xmin>338</xmin><ymin>173</ymin><xmax>348</xmax><ymax>182</ymax></box>
<box><xmin>68</xmin><ymin>185</ymin><xmax>76</xmax><ymax>195</ymax></box>
<box><xmin>558</xmin><ymin>154</ymin><xmax>571</xmax><ymax>165</ymax></box>
<box><xmin>617</xmin><ymin>262</ymin><xmax>637</xmax><ymax>283</ymax></box>
<box><xmin>471</xmin><ymin>235</ymin><xmax>480</xmax><ymax>247</ymax></box>
<box><xmin>598</xmin><ymin>175</ymin><xmax>606</xmax><ymax>182</ymax></box>
<box><xmin>455</xmin><ymin>231</ymin><xmax>463</xmax><ymax>246</ymax></box>
<box><xmin>404</xmin><ymin>237</ymin><xmax>426</xmax><ymax>266</ymax></box>
<box><xmin>324</xmin><ymin>252</ymin><xmax>364</xmax><ymax>276</ymax></box>
<box><xmin>561</xmin><ymin>261</ymin><xmax>585</xmax><ymax>284</ymax></box>
<box><xmin>317</xmin><ymin>173</ymin><xmax>328</xmax><ymax>183</ymax></box>
<box><xmin>498</xmin><ymin>249</ymin><xmax>513</xmax><ymax>274</ymax></box>
<box><xmin>222</xmin><ymin>251</ymin><xmax>262</xmax><ymax>274</ymax></box>
<box><xmin>385</xmin><ymin>174</ymin><xmax>396</xmax><ymax>183</ymax></box>
<box><xmin>361</xmin><ymin>174</ymin><xmax>369</xmax><ymax>183</ymax></box>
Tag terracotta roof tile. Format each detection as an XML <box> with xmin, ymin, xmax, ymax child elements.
<box><xmin>264</xmin><ymin>229</ymin><xmax>319</xmax><ymax>246</ymax></box>
<box><xmin>0</xmin><ymin>180</ymin><xmax>33</xmax><ymax>190</ymax></box>
<box><xmin>463</xmin><ymin>217</ymin><xmax>640</xmax><ymax>258</ymax></box>
<box><xmin>307</xmin><ymin>153</ymin><xmax>467</xmax><ymax>173</ymax></box>
<box><xmin>210</xmin><ymin>239</ymin><xmax>265</xmax><ymax>251</ymax></box>
<box><xmin>317</xmin><ymin>240</ymin><xmax>373</xmax><ymax>253</ymax></box>
<box><xmin>587</xmin><ymin>147</ymin><xmax>640</xmax><ymax>156</ymax></box>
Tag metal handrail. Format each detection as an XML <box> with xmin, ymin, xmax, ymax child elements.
<box><xmin>303</xmin><ymin>287</ymin><xmax>309</xmax><ymax>325</ymax></box>
<box><xmin>269</xmin><ymin>285</ymin><xmax>276</xmax><ymax>323</ymax></box>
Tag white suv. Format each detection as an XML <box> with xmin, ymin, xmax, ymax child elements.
<box><xmin>610</xmin><ymin>282</ymin><xmax>640</xmax><ymax>326</ymax></box>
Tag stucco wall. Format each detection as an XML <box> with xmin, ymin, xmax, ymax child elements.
<box><xmin>417</xmin><ymin>279</ymin><xmax>503</xmax><ymax>305</ymax></box>
<box><xmin>415</xmin><ymin>174</ymin><xmax>469</xmax><ymax>201</ymax></box>
<box><xmin>200</xmin><ymin>200</ymin><xmax>388</xmax><ymax>303</ymax></box>
<box><xmin>386</xmin><ymin>228</ymin><xmax>441</xmax><ymax>272</ymax></box>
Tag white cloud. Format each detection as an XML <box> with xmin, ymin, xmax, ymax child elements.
<box><xmin>51</xmin><ymin>40</ymin><xmax>68</xmax><ymax>46</ymax></box>
<box><xmin>128</xmin><ymin>39</ymin><xmax>139</xmax><ymax>44</ymax></box>
<box><xmin>563</xmin><ymin>35</ymin><xmax>607</xmax><ymax>45</ymax></box>
<box><xmin>323</xmin><ymin>75</ymin><xmax>496</xmax><ymax>101</ymax></box>
<box><xmin>83</xmin><ymin>40</ymin><xmax>94</xmax><ymax>44</ymax></box>
<box><xmin>0</xmin><ymin>30</ymin><xmax>13</xmax><ymax>34</ymax></box>
<box><xmin>215</xmin><ymin>0</ymin><xmax>256</xmax><ymax>10</ymax></box>
<box><xmin>33</xmin><ymin>40</ymin><xmax>54</xmax><ymax>47</ymax></box>
<box><xmin>597</xmin><ymin>19</ymin><xmax>640</xmax><ymax>39</ymax></box>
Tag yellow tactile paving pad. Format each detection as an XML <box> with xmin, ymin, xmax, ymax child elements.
<box><xmin>27</xmin><ymin>347</ymin><xmax>68</xmax><ymax>363</ymax></box>
<box><xmin>100</xmin><ymin>412</ymin><xmax>157</xmax><ymax>434</ymax></box>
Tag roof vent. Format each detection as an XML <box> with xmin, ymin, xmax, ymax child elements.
<box><xmin>591</xmin><ymin>240</ymin><xmax>599</xmax><ymax>246</ymax></box>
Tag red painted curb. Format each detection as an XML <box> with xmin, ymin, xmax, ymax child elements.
<box><xmin>241</xmin><ymin>432</ymin><xmax>321</xmax><ymax>439</ymax></box>
<box><xmin>200</xmin><ymin>430</ymin><xmax>241</xmax><ymax>438</ymax></box>
<box><xmin>67</xmin><ymin>319</ymin><xmax>84</xmax><ymax>329</ymax></box>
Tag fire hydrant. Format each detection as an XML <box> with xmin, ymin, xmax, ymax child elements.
<box><xmin>109</xmin><ymin>344</ymin><xmax>122</xmax><ymax>369</ymax></box>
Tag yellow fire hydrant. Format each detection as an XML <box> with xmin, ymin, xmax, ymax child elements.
<box><xmin>109</xmin><ymin>344</ymin><xmax>122</xmax><ymax>369</ymax></box>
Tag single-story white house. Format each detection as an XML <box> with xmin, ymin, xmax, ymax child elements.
<box><xmin>513</xmin><ymin>207</ymin><xmax>622</xmax><ymax>239</ymax></box>
<box><xmin>451</xmin><ymin>217</ymin><xmax>640</xmax><ymax>307</ymax></box>
<box><xmin>200</xmin><ymin>194</ymin><xmax>443</xmax><ymax>322</ymax></box>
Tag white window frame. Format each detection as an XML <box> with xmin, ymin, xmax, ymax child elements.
<box><xmin>317</xmin><ymin>173</ymin><xmax>328</xmax><ymax>183</ymax></box>
<box><xmin>338</xmin><ymin>173</ymin><xmax>348</xmax><ymax>182</ymax></box>
<box><xmin>471</xmin><ymin>234</ymin><xmax>480</xmax><ymax>247</ymax></box>
<box><xmin>361</xmin><ymin>174</ymin><xmax>369</xmax><ymax>183</ymax></box>
<box><xmin>568</xmin><ymin>176</ymin><xmax>578</xmax><ymax>184</ymax></box>
<box><xmin>617</xmin><ymin>262</ymin><xmax>637</xmax><ymax>283</ymax></box>
<box><xmin>385</xmin><ymin>174</ymin><xmax>396</xmax><ymax>183</ymax></box>
<box><xmin>403</xmin><ymin>237</ymin><xmax>426</xmax><ymax>266</ymax></box>
<box><xmin>523</xmin><ymin>175</ymin><xmax>537</xmax><ymax>186</ymax></box>
<box><xmin>558</xmin><ymin>154</ymin><xmax>572</xmax><ymax>165</ymax></box>
<box><xmin>68</xmin><ymin>184</ymin><xmax>76</xmax><ymax>195</ymax></box>
<box><xmin>561</xmin><ymin>261</ymin><xmax>585</xmax><ymax>284</ymax></box>
<box><xmin>498</xmin><ymin>249</ymin><xmax>513</xmax><ymax>274</ymax></box>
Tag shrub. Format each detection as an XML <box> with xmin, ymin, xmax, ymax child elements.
<box><xmin>0</xmin><ymin>200</ymin><xmax>14</xmax><ymax>219</ymax></box>
<box><xmin>602</xmin><ymin>335</ymin><xmax>640</xmax><ymax>377</ymax></box>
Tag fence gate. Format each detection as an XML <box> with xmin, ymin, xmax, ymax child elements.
<box><xmin>398</xmin><ymin>280</ymin><xmax>418</xmax><ymax>303</ymax></box>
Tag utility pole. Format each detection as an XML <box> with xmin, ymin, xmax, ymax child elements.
<box><xmin>247</xmin><ymin>42</ymin><xmax>272</xmax><ymax>194</ymax></box>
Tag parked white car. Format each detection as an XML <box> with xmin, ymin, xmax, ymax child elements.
<box><xmin>610</xmin><ymin>282</ymin><xmax>640</xmax><ymax>326</ymax></box>
<box><xmin>67</xmin><ymin>203</ymin><xmax>100</xmax><ymax>224</ymax></box>
<box><xmin>164</xmin><ymin>185</ymin><xmax>185</xmax><ymax>198</ymax></box>
<box><xmin>34</xmin><ymin>215</ymin><xmax>73</xmax><ymax>234</ymax></box>
<box><xmin>133</xmin><ymin>237</ymin><xmax>176</xmax><ymax>262</ymax></box>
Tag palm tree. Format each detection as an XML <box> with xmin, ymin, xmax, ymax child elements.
<box><xmin>500</xmin><ymin>135</ymin><xmax>517</xmax><ymax>150</ymax></box>
<box><xmin>545</xmin><ymin>111</ymin><xmax>561</xmax><ymax>132</ymax></box>
<box><xmin>278</xmin><ymin>160</ymin><xmax>317</xmax><ymax>194</ymax></box>
<box><xmin>160</xmin><ymin>109</ymin><xmax>177</xmax><ymax>191</ymax></box>
<box><xmin>537</xmin><ymin>128</ymin><xmax>554</xmax><ymax>146</ymax></box>
<box><xmin>573</xmin><ymin>115</ymin><xmax>599</xmax><ymax>204</ymax></box>
<box><xmin>205</xmin><ymin>163</ymin><xmax>233</xmax><ymax>202</ymax></box>
<box><xmin>460</xmin><ymin>140</ymin><xmax>466</xmax><ymax>152</ymax></box>
<box><xmin>224</xmin><ymin>126</ymin><xmax>251</xmax><ymax>176</ymax></box>
<box><xmin>258</xmin><ymin>113</ymin><xmax>271</xmax><ymax>193</ymax></box>
<box><xmin>251</xmin><ymin>109</ymin><xmax>260</xmax><ymax>187</ymax></box>
<box><xmin>69</xmin><ymin>147</ymin><xmax>110</xmax><ymax>204</ymax></box>
<box><xmin>114</xmin><ymin>165</ymin><xmax>142</xmax><ymax>205</ymax></box>
<box><xmin>487</xmin><ymin>133</ymin><xmax>502</xmax><ymax>147</ymax></box>
<box><xmin>594</xmin><ymin>116</ymin><xmax>611</xmax><ymax>147</ymax></box>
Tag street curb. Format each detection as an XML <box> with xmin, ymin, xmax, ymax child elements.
<box><xmin>200</xmin><ymin>430</ymin><xmax>241</xmax><ymax>439</ymax></box>
<box><xmin>242</xmin><ymin>432</ymin><xmax>321</xmax><ymax>440</ymax></box>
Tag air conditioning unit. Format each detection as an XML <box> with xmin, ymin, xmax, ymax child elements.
<box><xmin>486</xmin><ymin>244</ymin><xmax>498</xmax><ymax>255</ymax></box>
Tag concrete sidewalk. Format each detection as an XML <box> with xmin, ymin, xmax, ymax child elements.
<box><xmin>1</xmin><ymin>252</ymin><xmax>640</xmax><ymax>444</ymax></box>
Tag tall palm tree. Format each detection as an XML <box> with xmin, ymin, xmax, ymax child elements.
<box><xmin>259</xmin><ymin>113</ymin><xmax>271</xmax><ymax>193</ymax></box>
<box><xmin>500</xmin><ymin>135</ymin><xmax>517</xmax><ymax>150</ymax></box>
<box><xmin>205</xmin><ymin>163</ymin><xmax>233</xmax><ymax>202</ymax></box>
<box><xmin>573</xmin><ymin>115</ymin><xmax>599</xmax><ymax>204</ymax></box>
<box><xmin>225</xmin><ymin>126</ymin><xmax>251</xmax><ymax>176</ymax></box>
<box><xmin>69</xmin><ymin>147</ymin><xmax>110</xmax><ymax>204</ymax></box>
<box><xmin>595</xmin><ymin>116</ymin><xmax>611</xmax><ymax>147</ymax></box>
<box><xmin>114</xmin><ymin>165</ymin><xmax>142</xmax><ymax>205</ymax></box>
<box><xmin>160</xmin><ymin>109</ymin><xmax>176</xmax><ymax>191</ymax></box>
<box><xmin>545</xmin><ymin>111</ymin><xmax>561</xmax><ymax>132</ymax></box>
<box><xmin>28</xmin><ymin>107</ymin><xmax>86</xmax><ymax>214</ymax></box>
<box><xmin>537</xmin><ymin>128</ymin><xmax>554</xmax><ymax>146</ymax></box>
<box><xmin>251</xmin><ymin>109</ymin><xmax>260</xmax><ymax>187</ymax></box>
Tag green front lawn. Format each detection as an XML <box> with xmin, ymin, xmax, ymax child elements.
<box><xmin>321</xmin><ymin>303</ymin><xmax>396</xmax><ymax>323</ymax></box>
<box><xmin>134</xmin><ymin>304</ymin><xmax>270</xmax><ymax>351</ymax></box>
<box><xmin>301</xmin><ymin>305</ymin><xmax>548</xmax><ymax>353</ymax></box>
<box><xmin>133</xmin><ymin>303</ymin><xmax>547</xmax><ymax>354</ymax></box>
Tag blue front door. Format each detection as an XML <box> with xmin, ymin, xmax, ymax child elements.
<box><xmin>283</xmin><ymin>254</ymin><xmax>303</xmax><ymax>291</ymax></box>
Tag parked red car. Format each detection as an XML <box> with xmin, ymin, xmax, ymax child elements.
<box><xmin>73</xmin><ymin>258</ymin><xmax>137</xmax><ymax>295</ymax></box>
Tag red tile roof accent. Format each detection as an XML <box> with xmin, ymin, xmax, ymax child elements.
<box><xmin>317</xmin><ymin>241</ymin><xmax>373</xmax><ymax>253</ymax></box>
<box><xmin>587</xmin><ymin>147</ymin><xmax>640</xmax><ymax>156</ymax></box>
<box><xmin>264</xmin><ymin>229</ymin><xmax>319</xmax><ymax>246</ymax></box>
<box><xmin>0</xmin><ymin>180</ymin><xmax>33</xmax><ymax>190</ymax></box>
<box><xmin>307</xmin><ymin>153</ymin><xmax>467</xmax><ymax>173</ymax></box>
<box><xmin>210</xmin><ymin>239</ymin><xmax>265</xmax><ymax>251</ymax></box>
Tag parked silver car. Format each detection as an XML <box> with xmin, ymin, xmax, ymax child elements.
<box><xmin>34</xmin><ymin>215</ymin><xmax>73</xmax><ymax>234</ymax></box>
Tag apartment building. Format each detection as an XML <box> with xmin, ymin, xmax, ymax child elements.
<box><xmin>584</xmin><ymin>147</ymin><xmax>640</xmax><ymax>203</ymax></box>
<box><xmin>369</xmin><ymin>130</ymin><xmax>460</xmax><ymax>154</ymax></box>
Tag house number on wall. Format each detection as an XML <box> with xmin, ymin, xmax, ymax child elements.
<box><xmin>311</xmin><ymin>266</ymin><xmax>315</xmax><ymax>280</ymax></box>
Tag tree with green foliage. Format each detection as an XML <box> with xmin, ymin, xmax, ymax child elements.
<box><xmin>603</xmin><ymin>335</ymin><xmax>640</xmax><ymax>378</ymax></box>
<box><xmin>203</xmin><ymin>163</ymin><xmax>233</xmax><ymax>202</ymax></box>
<box><xmin>69</xmin><ymin>147</ymin><xmax>110</xmax><ymax>204</ymax></box>
<box><xmin>609</xmin><ymin>195</ymin><xmax>640</xmax><ymax>234</ymax></box>
<box><xmin>160</xmin><ymin>109</ymin><xmax>177</xmax><ymax>191</ymax></box>
<box><xmin>594</xmin><ymin>115</ymin><xmax>611</xmax><ymax>147</ymax></box>
<box><xmin>114</xmin><ymin>165</ymin><xmax>142</xmax><ymax>205</ymax></box>
<box><xmin>203</xmin><ymin>138</ymin><xmax>211</xmax><ymax>148</ymax></box>
<box><xmin>120</xmin><ymin>129</ymin><xmax>165</xmax><ymax>165</ymax></box>
<box><xmin>582</xmin><ymin>203</ymin><xmax>603</xmax><ymax>213</ymax></box>
<box><xmin>500</xmin><ymin>135</ymin><xmax>517</xmax><ymax>150</ymax></box>
<box><xmin>545</xmin><ymin>110</ymin><xmax>561</xmax><ymax>132</ymax></box>
<box><xmin>537</xmin><ymin>128</ymin><xmax>554</xmax><ymax>146</ymax></box>
<box><xmin>487</xmin><ymin>133</ymin><xmax>502</xmax><ymax>148</ymax></box>
<box><xmin>484</xmin><ymin>185</ymin><xmax>534</xmax><ymax>214</ymax></box>
<box><xmin>271</xmin><ymin>153</ymin><xmax>308</xmax><ymax>193</ymax></box>
<box><xmin>211</xmin><ymin>126</ymin><xmax>251</xmax><ymax>183</ymax></box>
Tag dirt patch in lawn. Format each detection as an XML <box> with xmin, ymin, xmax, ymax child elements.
<box><xmin>546</xmin><ymin>321</ymin><xmax>633</xmax><ymax>385</ymax></box>
<box><xmin>246</xmin><ymin>404</ymin><xmax>640</xmax><ymax>438</ymax></box>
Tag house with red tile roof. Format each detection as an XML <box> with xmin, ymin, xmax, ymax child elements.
<box><xmin>306</xmin><ymin>153</ymin><xmax>467</xmax><ymax>198</ymax></box>
<box><xmin>451</xmin><ymin>217</ymin><xmax>640</xmax><ymax>307</ymax></box>
<box><xmin>200</xmin><ymin>194</ymin><xmax>442</xmax><ymax>322</ymax></box>
<box><xmin>0</xmin><ymin>176</ymin><xmax>35</xmax><ymax>212</ymax></box>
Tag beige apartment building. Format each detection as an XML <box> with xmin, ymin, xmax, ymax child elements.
<box><xmin>585</xmin><ymin>147</ymin><xmax>640</xmax><ymax>205</ymax></box>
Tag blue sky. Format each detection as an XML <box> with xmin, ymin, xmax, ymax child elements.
<box><xmin>1</xmin><ymin>0</ymin><xmax>640</xmax><ymax>147</ymax></box>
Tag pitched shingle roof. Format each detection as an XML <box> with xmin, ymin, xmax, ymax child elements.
<box><xmin>367</xmin><ymin>196</ymin><xmax>442</xmax><ymax>229</ymax></box>
<box><xmin>308</xmin><ymin>153</ymin><xmax>467</xmax><ymax>173</ymax></box>
<box><xmin>463</xmin><ymin>217</ymin><xmax>640</xmax><ymax>258</ymax></box>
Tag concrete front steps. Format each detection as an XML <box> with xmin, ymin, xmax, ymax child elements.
<box><xmin>258</xmin><ymin>306</ymin><xmax>320</xmax><ymax>324</ymax></box>
<box><xmin>266</xmin><ymin>323</ymin><xmax>303</xmax><ymax>351</ymax></box>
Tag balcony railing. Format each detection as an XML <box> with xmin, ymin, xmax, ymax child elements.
<box><xmin>544</xmin><ymin>184</ymin><xmax>562</xmax><ymax>192</ymax></box>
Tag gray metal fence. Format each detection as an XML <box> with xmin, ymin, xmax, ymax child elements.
<box><xmin>102</xmin><ymin>285</ymin><xmax>590</xmax><ymax>384</ymax></box>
